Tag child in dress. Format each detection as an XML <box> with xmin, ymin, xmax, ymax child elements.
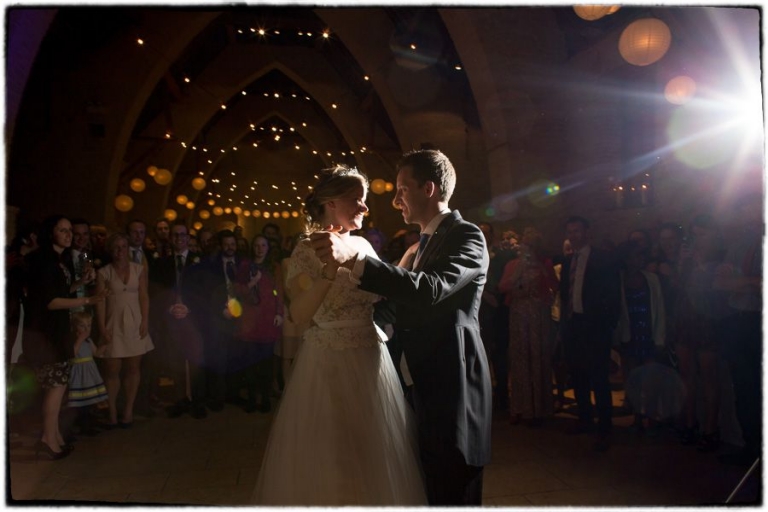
<box><xmin>67</xmin><ymin>311</ymin><xmax>109</xmax><ymax>435</ymax></box>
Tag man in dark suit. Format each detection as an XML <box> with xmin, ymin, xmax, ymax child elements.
<box><xmin>194</xmin><ymin>229</ymin><xmax>243</xmax><ymax>411</ymax></box>
<box><xmin>559</xmin><ymin>215</ymin><xmax>620</xmax><ymax>452</ymax></box>
<box><xmin>151</xmin><ymin>221</ymin><xmax>207</xmax><ymax>419</ymax></box>
<box><xmin>311</xmin><ymin>149</ymin><xmax>492</xmax><ymax>505</ymax></box>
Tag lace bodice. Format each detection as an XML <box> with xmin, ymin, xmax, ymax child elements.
<box><xmin>288</xmin><ymin>238</ymin><xmax>383</xmax><ymax>349</ymax></box>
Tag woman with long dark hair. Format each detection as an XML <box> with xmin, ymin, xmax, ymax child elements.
<box><xmin>23</xmin><ymin>214</ymin><xmax>107</xmax><ymax>459</ymax></box>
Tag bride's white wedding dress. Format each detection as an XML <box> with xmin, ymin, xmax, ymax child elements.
<box><xmin>252</xmin><ymin>238</ymin><xmax>427</xmax><ymax>506</ymax></box>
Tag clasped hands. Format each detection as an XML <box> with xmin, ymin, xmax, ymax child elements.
<box><xmin>309</xmin><ymin>226</ymin><xmax>358</xmax><ymax>271</ymax></box>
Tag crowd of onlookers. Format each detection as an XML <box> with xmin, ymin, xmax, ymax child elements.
<box><xmin>6</xmin><ymin>195</ymin><xmax>762</xmax><ymax>466</ymax></box>
<box><xmin>475</xmin><ymin>194</ymin><xmax>761</xmax><ymax>461</ymax></box>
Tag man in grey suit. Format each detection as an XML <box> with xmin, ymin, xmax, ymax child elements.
<box><xmin>310</xmin><ymin>149</ymin><xmax>492</xmax><ymax>505</ymax></box>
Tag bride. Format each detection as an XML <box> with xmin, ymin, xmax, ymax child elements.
<box><xmin>252</xmin><ymin>165</ymin><xmax>426</xmax><ymax>505</ymax></box>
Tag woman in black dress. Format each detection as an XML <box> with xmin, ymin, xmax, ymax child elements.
<box><xmin>23</xmin><ymin>214</ymin><xmax>107</xmax><ymax>459</ymax></box>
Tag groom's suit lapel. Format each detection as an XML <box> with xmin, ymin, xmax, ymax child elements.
<box><xmin>413</xmin><ymin>212</ymin><xmax>458</xmax><ymax>272</ymax></box>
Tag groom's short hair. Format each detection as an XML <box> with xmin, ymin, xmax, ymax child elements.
<box><xmin>398</xmin><ymin>149</ymin><xmax>456</xmax><ymax>203</ymax></box>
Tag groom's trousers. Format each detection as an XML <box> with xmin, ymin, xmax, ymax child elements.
<box><xmin>421</xmin><ymin>446</ymin><xmax>484</xmax><ymax>505</ymax></box>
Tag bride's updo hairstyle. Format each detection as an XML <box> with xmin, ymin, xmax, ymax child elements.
<box><xmin>303</xmin><ymin>164</ymin><xmax>369</xmax><ymax>234</ymax></box>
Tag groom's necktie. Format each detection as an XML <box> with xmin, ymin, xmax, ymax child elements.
<box><xmin>414</xmin><ymin>233</ymin><xmax>430</xmax><ymax>268</ymax></box>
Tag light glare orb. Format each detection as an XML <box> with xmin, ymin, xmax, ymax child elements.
<box><xmin>233</xmin><ymin>206</ymin><xmax>243</xmax><ymax>215</ymax></box>
<box><xmin>164</xmin><ymin>209</ymin><xmax>177</xmax><ymax>221</ymax></box>
<box><xmin>176</xmin><ymin>194</ymin><xmax>188</xmax><ymax>205</ymax></box>
<box><xmin>224</xmin><ymin>207</ymin><xmax>232</xmax><ymax>214</ymax></box>
<box><xmin>213</xmin><ymin>206</ymin><xmax>224</xmax><ymax>216</ymax></box>
<box><xmin>191</xmin><ymin>177</ymin><xmax>206</xmax><ymax>190</ymax></box>
<box><xmin>199</xmin><ymin>210</ymin><xmax>211</xmax><ymax>219</ymax></box>
<box><xmin>263</xmin><ymin>212</ymin><xmax>271</xmax><ymax>219</ymax></box>
<box><xmin>185</xmin><ymin>201</ymin><xmax>195</xmax><ymax>210</ymax></box>
<box><xmin>619</xmin><ymin>18</ymin><xmax>672</xmax><ymax>67</ymax></box>
<box><xmin>281</xmin><ymin>211</ymin><xmax>290</xmax><ymax>219</ymax></box>
<box><xmin>193</xmin><ymin>221</ymin><xmax>203</xmax><ymax>231</ymax></box>
<box><xmin>370</xmin><ymin>178</ymin><xmax>387</xmax><ymax>194</ymax></box>
<box><xmin>243</xmin><ymin>210</ymin><xmax>251</xmax><ymax>217</ymax></box>
<box><xmin>384</xmin><ymin>182</ymin><xmax>394</xmax><ymax>192</ymax></box>
<box><xmin>114</xmin><ymin>195</ymin><xmax>134</xmax><ymax>212</ymax></box>
<box><xmin>664</xmin><ymin>76</ymin><xmax>697</xmax><ymax>105</ymax></box>
<box><xmin>146</xmin><ymin>165</ymin><xmax>158</xmax><ymax>177</ymax></box>
<box><xmin>130</xmin><ymin>178</ymin><xmax>146</xmax><ymax>192</ymax></box>
<box><xmin>153</xmin><ymin>168</ymin><xmax>172</xmax><ymax>185</ymax></box>
<box><xmin>253</xmin><ymin>209</ymin><xmax>262</xmax><ymax>218</ymax></box>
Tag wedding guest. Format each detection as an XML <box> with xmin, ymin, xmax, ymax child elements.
<box><xmin>498</xmin><ymin>227</ymin><xmax>558</xmax><ymax>426</ymax></box>
<box><xmin>95</xmin><ymin>233</ymin><xmax>154</xmax><ymax>427</ymax></box>
<box><xmin>363</xmin><ymin>228</ymin><xmax>388</xmax><ymax>262</ymax></box>
<box><xmin>154</xmin><ymin>218</ymin><xmax>172</xmax><ymax>258</ymax></box>
<box><xmin>232</xmin><ymin>234</ymin><xmax>285</xmax><ymax>413</ymax></box>
<box><xmin>614</xmin><ymin>241</ymin><xmax>666</xmax><ymax>431</ymax></box>
<box><xmin>66</xmin><ymin>310</ymin><xmax>109</xmax><ymax>436</ymax></box>
<box><xmin>156</xmin><ymin>222</ymin><xmax>207</xmax><ymax>419</ymax></box>
<box><xmin>89</xmin><ymin>223</ymin><xmax>109</xmax><ymax>268</ymax></box>
<box><xmin>479</xmin><ymin>225</ymin><xmax>517</xmax><ymax>413</ymax></box>
<box><xmin>24</xmin><ymin>214</ymin><xmax>106</xmax><ymax>459</ymax></box>
<box><xmin>70</xmin><ymin>218</ymin><xmax>93</xmax><ymax>312</ymax></box>
<box><xmin>195</xmin><ymin>230</ymin><xmax>244</xmax><ymax>411</ymax></box>
<box><xmin>715</xmin><ymin>193</ymin><xmax>763</xmax><ymax>466</ymax></box>
<box><xmin>560</xmin><ymin>215</ymin><xmax>621</xmax><ymax>452</ymax></box>
<box><xmin>675</xmin><ymin>214</ymin><xmax>727</xmax><ymax>452</ymax></box>
<box><xmin>274</xmin><ymin>233</ymin><xmax>309</xmax><ymax>393</ymax></box>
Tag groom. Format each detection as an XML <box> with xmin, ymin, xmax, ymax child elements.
<box><xmin>310</xmin><ymin>149</ymin><xmax>492</xmax><ymax>505</ymax></box>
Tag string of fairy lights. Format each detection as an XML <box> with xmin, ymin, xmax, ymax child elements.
<box><xmin>118</xmin><ymin>18</ymin><xmax>460</xmax><ymax>225</ymax></box>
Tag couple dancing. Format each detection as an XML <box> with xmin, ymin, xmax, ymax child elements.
<box><xmin>253</xmin><ymin>150</ymin><xmax>492</xmax><ymax>506</ymax></box>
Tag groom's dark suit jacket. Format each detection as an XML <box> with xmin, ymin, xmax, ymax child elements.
<box><xmin>361</xmin><ymin>210</ymin><xmax>492</xmax><ymax>467</ymax></box>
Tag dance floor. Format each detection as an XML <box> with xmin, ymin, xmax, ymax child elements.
<box><xmin>7</xmin><ymin>388</ymin><xmax>761</xmax><ymax>506</ymax></box>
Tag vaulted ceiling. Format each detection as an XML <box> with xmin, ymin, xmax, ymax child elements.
<box><xmin>7</xmin><ymin>6</ymin><xmax>762</xmax><ymax>236</ymax></box>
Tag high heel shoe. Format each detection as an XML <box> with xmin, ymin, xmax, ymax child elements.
<box><xmin>35</xmin><ymin>441</ymin><xmax>70</xmax><ymax>460</ymax></box>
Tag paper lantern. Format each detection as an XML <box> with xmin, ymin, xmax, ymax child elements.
<box><xmin>281</xmin><ymin>211</ymin><xmax>290</xmax><ymax>219</ymax></box>
<box><xmin>164</xmin><ymin>209</ymin><xmax>177</xmax><ymax>221</ymax></box>
<box><xmin>619</xmin><ymin>18</ymin><xmax>672</xmax><ymax>67</ymax></box>
<box><xmin>384</xmin><ymin>182</ymin><xmax>394</xmax><ymax>192</ymax></box>
<box><xmin>253</xmin><ymin>210</ymin><xmax>262</xmax><ymax>218</ymax></box>
<box><xmin>199</xmin><ymin>209</ymin><xmax>211</xmax><ymax>220</ymax></box>
<box><xmin>263</xmin><ymin>212</ymin><xmax>271</xmax><ymax>219</ymax></box>
<box><xmin>243</xmin><ymin>210</ymin><xmax>251</xmax><ymax>217</ymax></box>
<box><xmin>213</xmin><ymin>206</ymin><xmax>224</xmax><ymax>216</ymax></box>
<box><xmin>273</xmin><ymin>211</ymin><xmax>280</xmax><ymax>218</ymax></box>
<box><xmin>146</xmin><ymin>165</ymin><xmax>158</xmax><ymax>177</ymax></box>
<box><xmin>370</xmin><ymin>178</ymin><xmax>387</xmax><ymax>195</ymax></box>
<box><xmin>154</xmin><ymin>168</ymin><xmax>172</xmax><ymax>185</ymax></box>
<box><xmin>207</xmin><ymin>199</ymin><xmax>215</xmax><ymax>206</ymax></box>
<box><xmin>185</xmin><ymin>201</ymin><xmax>195</xmax><ymax>210</ymax></box>
<box><xmin>191</xmin><ymin>177</ymin><xmax>206</xmax><ymax>190</ymax></box>
<box><xmin>130</xmin><ymin>178</ymin><xmax>146</xmax><ymax>192</ymax></box>
<box><xmin>573</xmin><ymin>5</ymin><xmax>612</xmax><ymax>21</ymax></box>
<box><xmin>176</xmin><ymin>194</ymin><xmax>188</xmax><ymax>205</ymax></box>
<box><xmin>224</xmin><ymin>207</ymin><xmax>232</xmax><ymax>214</ymax></box>
<box><xmin>193</xmin><ymin>221</ymin><xmax>203</xmax><ymax>231</ymax></box>
<box><xmin>114</xmin><ymin>194</ymin><xmax>134</xmax><ymax>212</ymax></box>
<box><xmin>233</xmin><ymin>206</ymin><xmax>243</xmax><ymax>215</ymax></box>
<box><xmin>665</xmin><ymin>76</ymin><xmax>697</xmax><ymax>105</ymax></box>
<box><xmin>291</xmin><ymin>211</ymin><xmax>300</xmax><ymax>218</ymax></box>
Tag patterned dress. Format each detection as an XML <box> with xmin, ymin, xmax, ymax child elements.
<box><xmin>67</xmin><ymin>339</ymin><xmax>108</xmax><ymax>407</ymax></box>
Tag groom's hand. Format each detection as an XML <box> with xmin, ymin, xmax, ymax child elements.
<box><xmin>310</xmin><ymin>226</ymin><xmax>358</xmax><ymax>267</ymax></box>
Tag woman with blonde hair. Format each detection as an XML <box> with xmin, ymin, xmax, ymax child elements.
<box><xmin>253</xmin><ymin>165</ymin><xmax>426</xmax><ymax>505</ymax></box>
<box><xmin>95</xmin><ymin>232</ymin><xmax>154</xmax><ymax>428</ymax></box>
